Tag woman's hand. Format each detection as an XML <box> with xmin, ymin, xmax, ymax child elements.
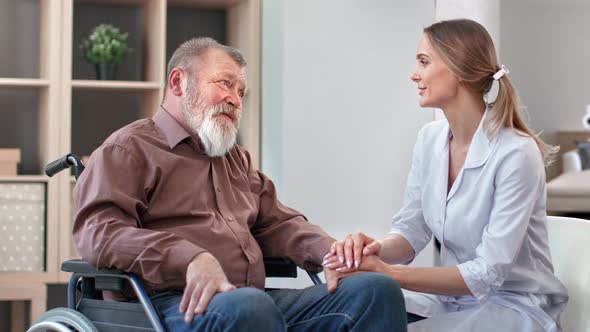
<box><xmin>326</xmin><ymin>233</ymin><xmax>383</xmax><ymax>271</ymax></box>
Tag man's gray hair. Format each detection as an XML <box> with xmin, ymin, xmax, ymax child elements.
<box><xmin>166</xmin><ymin>37</ymin><xmax>246</xmax><ymax>79</ymax></box>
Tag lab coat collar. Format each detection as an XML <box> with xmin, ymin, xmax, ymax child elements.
<box><xmin>443</xmin><ymin>108</ymin><xmax>499</xmax><ymax>202</ymax></box>
<box><xmin>446</xmin><ymin>108</ymin><xmax>498</xmax><ymax>170</ymax></box>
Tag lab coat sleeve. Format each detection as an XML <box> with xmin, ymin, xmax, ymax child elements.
<box><xmin>457</xmin><ymin>141</ymin><xmax>544</xmax><ymax>302</ymax></box>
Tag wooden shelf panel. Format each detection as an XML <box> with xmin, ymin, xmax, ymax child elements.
<box><xmin>76</xmin><ymin>0</ymin><xmax>246</xmax><ymax>7</ymax></box>
<box><xmin>0</xmin><ymin>272</ymin><xmax>57</xmax><ymax>284</ymax></box>
<box><xmin>75</xmin><ymin>0</ymin><xmax>150</xmax><ymax>5</ymax></box>
<box><xmin>0</xmin><ymin>175</ymin><xmax>49</xmax><ymax>183</ymax></box>
<box><xmin>168</xmin><ymin>0</ymin><xmax>244</xmax><ymax>9</ymax></box>
<box><xmin>0</xmin><ymin>78</ymin><xmax>50</xmax><ymax>88</ymax></box>
<box><xmin>72</xmin><ymin>80</ymin><xmax>161</xmax><ymax>92</ymax></box>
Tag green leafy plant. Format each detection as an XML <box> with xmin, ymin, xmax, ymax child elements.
<box><xmin>80</xmin><ymin>24</ymin><xmax>130</xmax><ymax>64</ymax></box>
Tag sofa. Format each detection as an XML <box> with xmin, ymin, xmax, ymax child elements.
<box><xmin>546</xmin><ymin>149</ymin><xmax>590</xmax><ymax>213</ymax></box>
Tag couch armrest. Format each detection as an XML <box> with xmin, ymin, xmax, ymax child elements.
<box><xmin>563</xmin><ymin>149</ymin><xmax>582</xmax><ymax>173</ymax></box>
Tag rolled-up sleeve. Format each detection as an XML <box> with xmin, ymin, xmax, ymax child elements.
<box><xmin>457</xmin><ymin>143</ymin><xmax>544</xmax><ymax>302</ymax></box>
<box><xmin>389</xmin><ymin>128</ymin><xmax>432</xmax><ymax>260</ymax></box>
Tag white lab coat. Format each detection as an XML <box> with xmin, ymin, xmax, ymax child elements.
<box><xmin>389</xmin><ymin>116</ymin><xmax>568</xmax><ymax>332</ymax></box>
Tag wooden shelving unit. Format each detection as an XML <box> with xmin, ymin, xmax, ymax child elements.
<box><xmin>0</xmin><ymin>0</ymin><xmax>61</xmax><ymax>300</ymax></box>
<box><xmin>0</xmin><ymin>0</ymin><xmax>261</xmax><ymax>326</ymax></box>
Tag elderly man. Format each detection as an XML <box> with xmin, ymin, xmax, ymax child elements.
<box><xmin>73</xmin><ymin>37</ymin><xmax>406</xmax><ymax>331</ymax></box>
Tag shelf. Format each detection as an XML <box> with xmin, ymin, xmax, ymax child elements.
<box><xmin>166</xmin><ymin>7</ymin><xmax>226</xmax><ymax>61</ymax></box>
<box><xmin>0</xmin><ymin>88</ymin><xmax>43</xmax><ymax>174</ymax></box>
<box><xmin>72</xmin><ymin>2</ymin><xmax>148</xmax><ymax>81</ymax></box>
<box><xmin>0</xmin><ymin>78</ymin><xmax>50</xmax><ymax>88</ymax></box>
<box><xmin>75</xmin><ymin>0</ymin><xmax>151</xmax><ymax>5</ymax></box>
<box><xmin>0</xmin><ymin>0</ymin><xmax>41</xmax><ymax>79</ymax></box>
<box><xmin>168</xmin><ymin>0</ymin><xmax>244</xmax><ymax>9</ymax></box>
<box><xmin>0</xmin><ymin>175</ymin><xmax>49</xmax><ymax>183</ymax></box>
<box><xmin>71</xmin><ymin>90</ymin><xmax>145</xmax><ymax>157</ymax></box>
<box><xmin>76</xmin><ymin>0</ymin><xmax>251</xmax><ymax>7</ymax></box>
<box><xmin>71</xmin><ymin>80</ymin><xmax>161</xmax><ymax>92</ymax></box>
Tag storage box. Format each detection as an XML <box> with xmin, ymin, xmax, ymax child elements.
<box><xmin>0</xmin><ymin>183</ymin><xmax>46</xmax><ymax>272</ymax></box>
<box><xmin>0</xmin><ymin>149</ymin><xmax>21</xmax><ymax>176</ymax></box>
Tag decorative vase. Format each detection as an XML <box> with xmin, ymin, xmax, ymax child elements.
<box><xmin>95</xmin><ymin>63</ymin><xmax>118</xmax><ymax>80</ymax></box>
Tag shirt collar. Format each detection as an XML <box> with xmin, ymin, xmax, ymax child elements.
<box><xmin>444</xmin><ymin>108</ymin><xmax>498</xmax><ymax>169</ymax></box>
<box><xmin>153</xmin><ymin>106</ymin><xmax>206</xmax><ymax>154</ymax></box>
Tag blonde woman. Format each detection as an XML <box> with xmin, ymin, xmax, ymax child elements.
<box><xmin>324</xmin><ymin>19</ymin><xmax>568</xmax><ymax>332</ymax></box>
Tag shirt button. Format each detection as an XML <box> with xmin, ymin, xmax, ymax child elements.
<box><xmin>216</xmin><ymin>188</ymin><xmax>221</xmax><ymax>192</ymax></box>
<box><xmin>228</xmin><ymin>217</ymin><xmax>233</xmax><ymax>222</ymax></box>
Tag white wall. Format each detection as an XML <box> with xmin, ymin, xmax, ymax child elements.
<box><xmin>435</xmin><ymin>0</ymin><xmax>501</xmax><ymax>50</ymax></box>
<box><xmin>500</xmin><ymin>0</ymin><xmax>590</xmax><ymax>134</ymax></box>
<box><xmin>262</xmin><ymin>0</ymin><xmax>435</xmax><ymax>287</ymax></box>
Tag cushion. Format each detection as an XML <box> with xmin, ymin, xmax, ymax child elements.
<box><xmin>575</xmin><ymin>140</ymin><xmax>590</xmax><ymax>170</ymax></box>
<box><xmin>547</xmin><ymin>170</ymin><xmax>590</xmax><ymax>212</ymax></box>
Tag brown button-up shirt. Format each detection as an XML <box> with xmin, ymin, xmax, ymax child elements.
<box><xmin>73</xmin><ymin>108</ymin><xmax>334</xmax><ymax>293</ymax></box>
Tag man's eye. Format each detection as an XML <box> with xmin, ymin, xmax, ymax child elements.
<box><xmin>220</xmin><ymin>80</ymin><xmax>230</xmax><ymax>87</ymax></box>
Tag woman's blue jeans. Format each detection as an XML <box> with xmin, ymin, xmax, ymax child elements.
<box><xmin>151</xmin><ymin>272</ymin><xmax>407</xmax><ymax>331</ymax></box>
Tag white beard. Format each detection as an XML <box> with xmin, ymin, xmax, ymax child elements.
<box><xmin>181</xmin><ymin>80</ymin><xmax>241</xmax><ymax>157</ymax></box>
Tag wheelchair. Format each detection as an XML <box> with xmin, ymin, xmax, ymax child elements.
<box><xmin>27</xmin><ymin>154</ymin><xmax>322</xmax><ymax>332</ymax></box>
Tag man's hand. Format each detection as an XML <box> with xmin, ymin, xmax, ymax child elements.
<box><xmin>179</xmin><ymin>252</ymin><xmax>236</xmax><ymax>323</ymax></box>
<box><xmin>324</xmin><ymin>259</ymin><xmax>361</xmax><ymax>293</ymax></box>
<box><xmin>324</xmin><ymin>262</ymin><xmax>344</xmax><ymax>293</ymax></box>
<box><xmin>329</xmin><ymin>233</ymin><xmax>382</xmax><ymax>271</ymax></box>
<box><xmin>324</xmin><ymin>253</ymin><xmax>389</xmax><ymax>292</ymax></box>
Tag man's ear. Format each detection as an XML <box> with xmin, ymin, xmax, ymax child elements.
<box><xmin>168</xmin><ymin>68</ymin><xmax>184</xmax><ymax>97</ymax></box>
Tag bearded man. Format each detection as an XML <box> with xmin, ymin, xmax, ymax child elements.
<box><xmin>73</xmin><ymin>37</ymin><xmax>406</xmax><ymax>332</ymax></box>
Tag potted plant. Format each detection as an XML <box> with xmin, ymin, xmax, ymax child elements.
<box><xmin>80</xmin><ymin>24</ymin><xmax>130</xmax><ymax>80</ymax></box>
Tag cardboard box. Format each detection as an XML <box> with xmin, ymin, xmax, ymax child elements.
<box><xmin>0</xmin><ymin>149</ymin><xmax>21</xmax><ymax>176</ymax></box>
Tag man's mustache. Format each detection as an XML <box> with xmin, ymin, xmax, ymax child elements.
<box><xmin>208</xmin><ymin>103</ymin><xmax>240</xmax><ymax>123</ymax></box>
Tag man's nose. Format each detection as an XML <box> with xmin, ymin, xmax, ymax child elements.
<box><xmin>225</xmin><ymin>89</ymin><xmax>242</xmax><ymax>110</ymax></box>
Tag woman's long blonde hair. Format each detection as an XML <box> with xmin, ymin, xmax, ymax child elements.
<box><xmin>424</xmin><ymin>19</ymin><xmax>557</xmax><ymax>166</ymax></box>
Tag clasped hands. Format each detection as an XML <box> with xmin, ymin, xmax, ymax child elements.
<box><xmin>323</xmin><ymin>232</ymin><xmax>388</xmax><ymax>293</ymax></box>
<box><xmin>178</xmin><ymin>234</ymin><xmax>388</xmax><ymax>323</ymax></box>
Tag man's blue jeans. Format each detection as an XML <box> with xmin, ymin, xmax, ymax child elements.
<box><xmin>151</xmin><ymin>272</ymin><xmax>407</xmax><ymax>331</ymax></box>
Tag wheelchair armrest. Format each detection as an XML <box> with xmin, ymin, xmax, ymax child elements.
<box><xmin>62</xmin><ymin>258</ymin><xmax>319</xmax><ymax>290</ymax></box>
<box><xmin>61</xmin><ymin>259</ymin><xmax>127</xmax><ymax>292</ymax></box>
<box><xmin>264</xmin><ymin>257</ymin><xmax>298</xmax><ymax>278</ymax></box>
<box><xmin>61</xmin><ymin>259</ymin><xmax>125</xmax><ymax>275</ymax></box>
<box><xmin>62</xmin><ymin>258</ymin><xmax>297</xmax><ymax>277</ymax></box>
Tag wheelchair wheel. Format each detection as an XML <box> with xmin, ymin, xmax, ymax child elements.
<box><xmin>27</xmin><ymin>307</ymin><xmax>98</xmax><ymax>332</ymax></box>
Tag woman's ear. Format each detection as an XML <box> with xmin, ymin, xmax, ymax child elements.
<box><xmin>168</xmin><ymin>68</ymin><xmax>184</xmax><ymax>97</ymax></box>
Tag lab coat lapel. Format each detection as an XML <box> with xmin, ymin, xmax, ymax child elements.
<box><xmin>424</xmin><ymin>121</ymin><xmax>451</xmax><ymax>232</ymax></box>
<box><xmin>447</xmin><ymin>112</ymin><xmax>498</xmax><ymax>201</ymax></box>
